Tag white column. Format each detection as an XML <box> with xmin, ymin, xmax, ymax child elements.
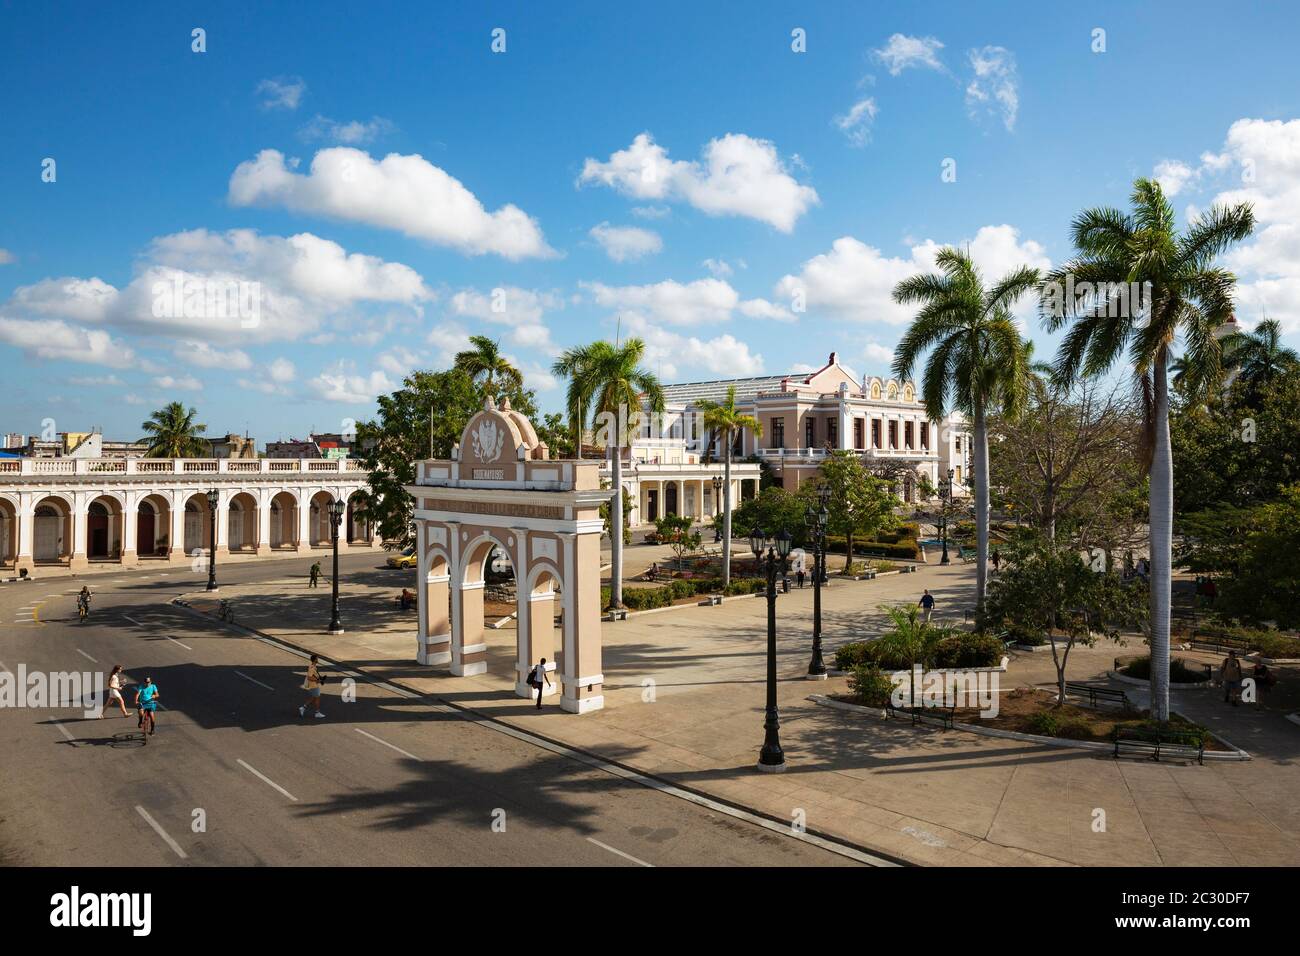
<box><xmin>296</xmin><ymin>491</ymin><xmax>312</xmax><ymax>551</ymax></box>
<box><xmin>16</xmin><ymin>491</ymin><xmax>34</xmax><ymax>568</ymax></box>
<box><xmin>71</xmin><ymin>491</ymin><xmax>89</xmax><ymax>567</ymax></box>
<box><xmin>257</xmin><ymin>490</ymin><xmax>273</xmax><ymax>555</ymax></box>
<box><xmin>170</xmin><ymin>495</ymin><xmax>186</xmax><ymax>560</ymax></box>
<box><xmin>122</xmin><ymin>490</ymin><xmax>138</xmax><ymax>561</ymax></box>
<box><xmin>214</xmin><ymin>491</ymin><xmax>229</xmax><ymax>552</ymax></box>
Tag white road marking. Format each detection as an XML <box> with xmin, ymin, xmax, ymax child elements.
<box><xmin>587</xmin><ymin>837</ymin><xmax>653</xmax><ymax>867</ymax></box>
<box><xmin>234</xmin><ymin>670</ymin><xmax>274</xmax><ymax>690</ymax></box>
<box><xmin>135</xmin><ymin>806</ymin><xmax>188</xmax><ymax>859</ymax></box>
<box><xmin>123</xmin><ymin>615</ymin><xmax>144</xmax><ymax>626</ymax></box>
<box><xmin>52</xmin><ymin>720</ymin><xmax>78</xmax><ymax>746</ymax></box>
<box><xmin>237</xmin><ymin>759</ymin><xmax>299</xmax><ymax>802</ymax></box>
<box><xmin>166</xmin><ymin>636</ymin><xmax>193</xmax><ymax>651</ymax></box>
<box><xmin>76</xmin><ymin>649</ymin><xmax>99</xmax><ymax>664</ymax></box>
<box><xmin>354</xmin><ymin>727</ymin><xmax>421</xmax><ymax>761</ymax></box>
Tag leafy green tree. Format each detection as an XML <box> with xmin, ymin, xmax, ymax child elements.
<box><xmin>1041</xmin><ymin>177</ymin><xmax>1253</xmax><ymax>720</ymax></box>
<box><xmin>872</xmin><ymin>604</ymin><xmax>950</xmax><ymax>706</ymax></box>
<box><xmin>728</xmin><ymin>486</ymin><xmax>809</xmax><ymax>550</ymax></box>
<box><xmin>655</xmin><ymin>514</ymin><xmax>701</xmax><ymax>564</ymax></box>
<box><xmin>893</xmin><ymin>246</ymin><xmax>1038</xmax><ymax>615</ymax></box>
<box><xmin>536</xmin><ymin>412</ymin><xmax>574</xmax><ymax>458</ymax></box>
<box><xmin>811</xmin><ymin>452</ymin><xmax>898</xmax><ymax>572</ymax></box>
<box><xmin>1216</xmin><ymin>485</ymin><xmax>1300</xmax><ymax>628</ymax></box>
<box><xmin>1222</xmin><ymin>317</ymin><xmax>1298</xmax><ymax>397</ymax></box>
<box><xmin>984</xmin><ymin>537</ymin><xmax>1148</xmax><ymax>705</ymax></box>
<box><xmin>353</xmin><ymin>368</ymin><xmax>539</xmax><ymax>549</ymax></box>
<box><xmin>696</xmin><ymin>384</ymin><xmax>763</xmax><ymax>586</ymax></box>
<box><xmin>454</xmin><ymin>335</ymin><xmax>523</xmax><ymax>400</ymax></box>
<box><xmin>139</xmin><ymin>401</ymin><xmax>208</xmax><ymax>458</ymax></box>
<box><xmin>599</xmin><ymin>483</ymin><xmax>632</xmax><ymax>547</ymax></box>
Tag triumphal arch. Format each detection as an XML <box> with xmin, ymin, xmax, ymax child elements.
<box><xmin>405</xmin><ymin>397</ymin><xmax>611</xmax><ymax>713</ymax></box>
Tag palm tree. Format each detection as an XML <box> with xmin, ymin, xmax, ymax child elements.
<box><xmin>1041</xmin><ymin>177</ymin><xmax>1254</xmax><ymax>721</ymax></box>
<box><xmin>140</xmin><ymin>402</ymin><xmax>208</xmax><ymax>458</ymax></box>
<box><xmin>561</xmin><ymin>339</ymin><xmax>665</xmax><ymax>609</ymax></box>
<box><xmin>551</xmin><ymin>343</ymin><xmax>601</xmax><ymax>460</ymax></box>
<box><xmin>1222</xmin><ymin>317</ymin><xmax>1297</xmax><ymax>392</ymax></box>
<box><xmin>696</xmin><ymin>385</ymin><xmax>762</xmax><ymax>586</ymax></box>
<box><xmin>893</xmin><ymin>247</ymin><xmax>1038</xmax><ymax>616</ymax></box>
<box><xmin>453</xmin><ymin>335</ymin><xmax>523</xmax><ymax>399</ymax></box>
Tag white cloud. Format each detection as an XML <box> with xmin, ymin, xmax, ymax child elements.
<box><xmin>238</xmin><ymin>358</ymin><xmax>296</xmax><ymax>395</ymax></box>
<box><xmin>0</xmin><ymin>317</ymin><xmax>137</xmax><ymax>367</ymax></box>
<box><xmin>579</xmin><ymin>132</ymin><xmax>818</xmax><ymax>232</ymax></box>
<box><xmin>701</xmin><ymin>258</ymin><xmax>733</xmax><ymax>278</ymax></box>
<box><xmin>299</xmin><ymin>115</ymin><xmax>395</xmax><ymax>145</ymax></box>
<box><xmin>835</xmin><ymin>97</ymin><xmax>879</xmax><ymax>147</ymax></box>
<box><xmin>619</xmin><ymin>313</ymin><xmax>764</xmax><ymax>380</ymax></box>
<box><xmin>589</xmin><ymin>222</ymin><xmax>663</xmax><ymax>262</ymax></box>
<box><xmin>774</xmin><ymin>224</ymin><xmax>1050</xmax><ymax>325</ymax></box>
<box><xmin>873</xmin><ymin>34</ymin><xmax>947</xmax><ymax>75</ymax></box>
<box><xmin>446</xmin><ymin>286</ymin><xmax>562</xmax><ymax>353</ymax></box>
<box><xmin>864</xmin><ymin>342</ymin><xmax>895</xmax><ymax>366</ymax></box>
<box><xmin>0</xmin><ymin>248</ymin><xmax>14</xmax><ymax>265</ymax></box>
<box><xmin>581</xmin><ymin>278</ymin><xmax>739</xmax><ymax>326</ymax></box>
<box><xmin>173</xmin><ymin>341</ymin><xmax>253</xmax><ymax>370</ymax></box>
<box><xmin>965</xmin><ymin>46</ymin><xmax>1019</xmax><ymax>131</ymax></box>
<box><xmin>1153</xmin><ymin>159</ymin><xmax>1199</xmax><ymax>197</ymax></box>
<box><xmin>229</xmin><ymin>148</ymin><xmax>554</xmax><ymax>260</ymax></box>
<box><xmin>631</xmin><ymin>205</ymin><xmax>671</xmax><ymax>220</ymax></box>
<box><xmin>307</xmin><ymin>360</ymin><xmax>394</xmax><ymax>404</ymax></box>
<box><xmin>153</xmin><ymin>374</ymin><xmax>202</xmax><ymax>391</ymax></box>
<box><xmin>255</xmin><ymin>76</ymin><xmax>306</xmax><ymax>111</ymax></box>
<box><xmin>69</xmin><ymin>374</ymin><xmax>125</xmax><ymax>387</ymax></box>
<box><xmin>123</xmin><ymin>393</ymin><xmax>146</xmax><ymax>405</ymax></box>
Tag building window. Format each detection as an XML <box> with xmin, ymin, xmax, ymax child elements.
<box><xmin>771</xmin><ymin>418</ymin><xmax>785</xmax><ymax>449</ymax></box>
<box><xmin>871</xmin><ymin>419</ymin><xmax>881</xmax><ymax>449</ymax></box>
<box><xmin>827</xmin><ymin>419</ymin><xmax>838</xmax><ymax>448</ymax></box>
<box><xmin>854</xmin><ymin>418</ymin><xmax>864</xmax><ymax>450</ymax></box>
<box><xmin>888</xmin><ymin>420</ymin><xmax>898</xmax><ymax>449</ymax></box>
<box><xmin>920</xmin><ymin>422</ymin><xmax>929</xmax><ymax>450</ymax></box>
<box><xmin>904</xmin><ymin>421</ymin><xmax>913</xmax><ymax>449</ymax></box>
<box><xmin>805</xmin><ymin>417</ymin><xmax>815</xmax><ymax>449</ymax></box>
<box><xmin>733</xmin><ymin>430</ymin><xmax>743</xmax><ymax>456</ymax></box>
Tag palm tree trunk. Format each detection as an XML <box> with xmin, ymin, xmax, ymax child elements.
<box><xmin>611</xmin><ymin>447</ymin><xmax>624</xmax><ymax>608</ymax></box>
<box><xmin>973</xmin><ymin>400</ymin><xmax>990</xmax><ymax>618</ymax></box>
<box><xmin>722</xmin><ymin>435</ymin><xmax>733</xmax><ymax>587</ymax></box>
<box><xmin>1149</xmin><ymin>359</ymin><xmax>1173</xmax><ymax>721</ymax></box>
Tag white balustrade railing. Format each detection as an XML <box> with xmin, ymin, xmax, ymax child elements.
<box><xmin>0</xmin><ymin>457</ymin><xmax>369</xmax><ymax>477</ymax></box>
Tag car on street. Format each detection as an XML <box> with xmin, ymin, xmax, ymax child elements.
<box><xmin>386</xmin><ymin>546</ymin><xmax>417</xmax><ymax>569</ymax></box>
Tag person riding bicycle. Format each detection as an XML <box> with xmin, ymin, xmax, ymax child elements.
<box><xmin>77</xmin><ymin>586</ymin><xmax>91</xmax><ymax>619</ymax></box>
<box><xmin>134</xmin><ymin>677</ymin><xmax>160</xmax><ymax>736</ymax></box>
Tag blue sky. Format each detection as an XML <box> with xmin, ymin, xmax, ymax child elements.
<box><xmin>2</xmin><ymin>0</ymin><xmax>1299</xmax><ymax>445</ymax></box>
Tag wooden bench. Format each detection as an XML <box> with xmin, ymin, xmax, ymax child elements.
<box><xmin>1113</xmin><ymin>728</ymin><xmax>1204</xmax><ymax>765</ymax></box>
<box><xmin>885</xmin><ymin>698</ymin><xmax>956</xmax><ymax>730</ymax></box>
<box><xmin>1065</xmin><ymin>681</ymin><xmax>1129</xmax><ymax>710</ymax></box>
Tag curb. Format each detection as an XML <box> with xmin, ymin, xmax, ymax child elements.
<box><xmin>807</xmin><ymin>694</ymin><xmax>1251</xmax><ymax>761</ymax></box>
<box><xmin>168</xmin><ymin>597</ymin><xmax>915</xmax><ymax>867</ymax></box>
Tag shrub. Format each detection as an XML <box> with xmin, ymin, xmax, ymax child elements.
<box><xmin>724</xmin><ymin>578</ymin><xmax>766</xmax><ymax>596</ymax></box>
<box><xmin>1056</xmin><ymin>716</ymin><xmax>1094</xmax><ymax>740</ymax></box>
<box><xmin>871</xmin><ymin>560</ymin><xmax>898</xmax><ymax>573</ymax></box>
<box><xmin>1119</xmin><ymin>656</ymin><xmax>1210</xmax><ymax>683</ymax></box>
<box><xmin>847</xmin><ymin>664</ymin><xmax>896</xmax><ymax>708</ymax></box>
<box><xmin>1195</xmin><ymin>623</ymin><xmax>1300</xmax><ymax>658</ymax></box>
<box><xmin>1026</xmin><ymin>711</ymin><xmax>1061</xmax><ymax>736</ymax></box>
<box><xmin>834</xmin><ymin>641</ymin><xmax>874</xmax><ymax>670</ymax></box>
<box><xmin>932</xmin><ymin>632</ymin><xmax>1004</xmax><ymax>668</ymax></box>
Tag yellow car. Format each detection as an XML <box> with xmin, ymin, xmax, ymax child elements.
<box><xmin>386</xmin><ymin>546</ymin><xmax>417</xmax><ymax>569</ymax></box>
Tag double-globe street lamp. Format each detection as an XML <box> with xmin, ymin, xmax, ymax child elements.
<box><xmin>750</xmin><ymin>525</ymin><xmax>792</xmax><ymax>773</ymax></box>
<box><xmin>939</xmin><ymin>468</ymin><xmax>954</xmax><ymax>566</ymax></box>
<box><xmin>803</xmin><ymin>484</ymin><xmax>832</xmax><ymax>680</ymax></box>
<box><xmin>205</xmin><ymin>488</ymin><xmax>219</xmax><ymax>591</ymax></box>
<box><xmin>327</xmin><ymin>498</ymin><xmax>346</xmax><ymax>634</ymax></box>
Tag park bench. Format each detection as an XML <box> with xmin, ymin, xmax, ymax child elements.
<box><xmin>1188</xmin><ymin>636</ymin><xmax>1251</xmax><ymax>656</ymax></box>
<box><xmin>1064</xmin><ymin>681</ymin><xmax>1129</xmax><ymax>710</ymax></box>
<box><xmin>1112</xmin><ymin>728</ymin><xmax>1204</xmax><ymax>765</ymax></box>
<box><xmin>884</xmin><ymin>698</ymin><xmax>956</xmax><ymax>730</ymax></box>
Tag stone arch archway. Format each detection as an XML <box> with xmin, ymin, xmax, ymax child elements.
<box><xmin>308</xmin><ymin>490</ymin><xmax>335</xmax><ymax>547</ymax></box>
<box><xmin>409</xmin><ymin>396</ymin><xmax>611</xmax><ymax>714</ymax></box>
<box><xmin>136</xmin><ymin>493</ymin><xmax>172</xmax><ymax>558</ymax></box>
<box><xmin>268</xmin><ymin>491</ymin><xmax>299</xmax><ymax>550</ymax></box>
<box><xmin>226</xmin><ymin>491</ymin><xmax>259</xmax><ymax>553</ymax></box>
<box><xmin>0</xmin><ymin>494</ymin><xmax>18</xmax><ymax>569</ymax></box>
<box><xmin>86</xmin><ymin>494</ymin><xmax>125</xmax><ymax>561</ymax></box>
<box><xmin>33</xmin><ymin>495</ymin><xmax>73</xmax><ymax>564</ymax></box>
<box><xmin>181</xmin><ymin>492</ymin><xmax>212</xmax><ymax>555</ymax></box>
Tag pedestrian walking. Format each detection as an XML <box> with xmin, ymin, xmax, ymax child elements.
<box><xmin>308</xmin><ymin>561</ymin><xmax>322</xmax><ymax>588</ymax></box>
<box><xmin>1221</xmin><ymin>650</ymin><xmax>1243</xmax><ymax>707</ymax></box>
<box><xmin>918</xmin><ymin>589</ymin><xmax>935</xmax><ymax>624</ymax></box>
<box><xmin>299</xmin><ymin>654</ymin><xmax>326</xmax><ymax>718</ymax></box>
<box><xmin>796</xmin><ymin>567</ymin><xmax>806</xmax><ymax>589</ymax></box>
<box><xmin>101</xmin><ymin>664</ymin><xmax>128</xmax><ymax>718</ymax></box>
<box><xmin>991</xmin><ymin>549</ymin><xmax>1001</xmax><ymax>573</ymax></box>
<box><xmin>527</xmin><ymin>658</ymin><xmax>552</xmax><ymax>709</ymax></box>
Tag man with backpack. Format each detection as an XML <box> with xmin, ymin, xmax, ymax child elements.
<box><xmin>527</xmin><ymin>658</ymin><xmax>551</xmax><ymax>709</ymax></box>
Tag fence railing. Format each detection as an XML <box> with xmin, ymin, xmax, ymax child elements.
<box><xmin>0</xmin><ymin>457</ymin><xmax>368</xmax><ymax>477</ymax></box>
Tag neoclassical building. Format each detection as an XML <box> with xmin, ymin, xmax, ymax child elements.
<box><xmin>655</xmin><ymin>353</ymin><xmax>972</xmax><ymax>502</ymax></box>
<box><xmin>0</xmin><ymin>457</ymin><xmax>378</xmax><ymax>574</ymax></box>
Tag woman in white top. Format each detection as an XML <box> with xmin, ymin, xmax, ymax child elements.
<box><xmin>102</xmin><ymin>664</ymin><xmax>128</xmax><ymax>718</ymax></box>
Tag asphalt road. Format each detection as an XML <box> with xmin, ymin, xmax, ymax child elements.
<box><xmin>0</xmin><ymin>554</ymin><xmax>860</xmax><ymax>867</ymax></box>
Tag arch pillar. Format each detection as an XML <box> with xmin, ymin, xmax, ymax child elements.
<box><xmin>295</xmin><ymin>489</ymin><xmax>313</xmax><ymax>553</ymax></box>
<box><xmin>256</xmin><ymin>489</ymin><xmax>274</xmax><ymax>556</ymax></box>
<box><xmin>168</xmin><ymin>495</ymin><xmax>188</xmax><ymax>564</ymax></box>
<box><xmin>417</xmin><ymin>524</ymin><xmax>452</xmax><ymax>665</ymax></box>
<box><xmin>14</xmin><ymin>492</ymin><xmax>35</xmax><ymax>575</ymax></box>
<box><xmin>121</xmin><ymin>489</ymin><xmax>139</xmax><ymax>566</ymax></box>
<box><xmin>561</xmin><ymin>530</ymin><xmax>604</xmax><ymax>714</ymax></box>
<box><xmin>69</xmin><ymin>490</ymin><xmax>89</xmax><ymax>571</ymax></box>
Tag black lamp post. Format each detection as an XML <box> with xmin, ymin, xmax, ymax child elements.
<box><xmin>711</xmin><ymin>475</ymin><xmax>722</xmax><ymax>543</ymax></box>
<box><xmin>205</xmin><ymin>488</ymin><xmax>219</xmax><ymax>591</ymax></box>
<box><xmin>939</xmin><ymin>468</ymin><xmax>953</xmax><ymax>566</ymax></box>
<box><xmin>750</xmin><ymin>525</ymin><xmax>792</xmax><ymax>772</ymax></box>
<box><xmin>804</xmin><ymin>485</ymin><xmax>831</xmax><ymax>680</ymax></box>
<box><xmin>327</xmin><ymin>498</ymin><xmax>346</xmax><ymax>634</ymax></box>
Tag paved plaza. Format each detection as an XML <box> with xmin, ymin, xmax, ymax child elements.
<box><xmin>181</xmin><ymin>553</ymin><xmax>1300</xmax><ymax>867</ymax></box>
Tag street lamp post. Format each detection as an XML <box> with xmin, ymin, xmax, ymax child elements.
<box><xmin>205</xmin><ymin>488</ymin><xmax>219</xmax><ymax>591</ymax></box>
<box><xmin>712</xmin><ymin>475</ymin><xmax>722</xmax><ymax>543</ymax></box>
<box><xmin>939</xmin><ymin>468</ymin><xmax>953</xmax><ymax>566</ymax></box>
<box><xmin>804</xmin><ymin>485</ymin><xmax>831</xmax><ymax>680</ymax></box>
<box><xmin>327</xmin><ymin>499</ymin><xmax>346</xmax><ymax>634</ymax></box>
<box><xmin>750</xmin><ymin>525</ymin><xmax>792</xmax><ymax>772</ymax></box>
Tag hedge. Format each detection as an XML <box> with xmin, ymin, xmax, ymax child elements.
<box><xmin>615</xmin><ymin>575</ymin><xmax>764</xmax><ymax>610</ymax></box>
<box><xmin>824</xmin><ymin>535</ymin><xmax>920</xmax><ymax>560</ymax></box>
<box><xmin>931</xmin><ymin>632</ymin><xmax>1005</xmax><ymax>668</ymax></box>
<box><xmin>1194</xmin><ymin>623</ymin><xmax>1300</xmax><ymax>658</ymax></box>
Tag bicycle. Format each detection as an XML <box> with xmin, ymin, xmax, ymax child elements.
<box><xmin>217</xmin><ymin>599</ymin><xmax>235</xmax><ymax>624</ymax></box>
<box><xmin>77</xmin><ymin>599</ymin><xmax>89</xmax><ymax>623</ymax></box>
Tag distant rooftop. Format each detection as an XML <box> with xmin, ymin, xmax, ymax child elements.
<box><xmin>660</xmin><ymin>373</ymin><xmax>798</xmax><ymax>405</ymax></box>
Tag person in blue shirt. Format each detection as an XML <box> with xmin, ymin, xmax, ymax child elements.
<box><xmin>918</xmin><ymin>589</ymin><xmax>936</xmax><ymax>624</ymax></box>
<box><xmin>134</xmin><ymin>677</ymin><xmax>160</xmax><ymax>736</ymax></box>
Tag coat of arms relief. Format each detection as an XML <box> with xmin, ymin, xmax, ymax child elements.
<box><xmin>471</xmin><ymin>418</ymin><xmax>506</xmax><ymax>462</ymax></box>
